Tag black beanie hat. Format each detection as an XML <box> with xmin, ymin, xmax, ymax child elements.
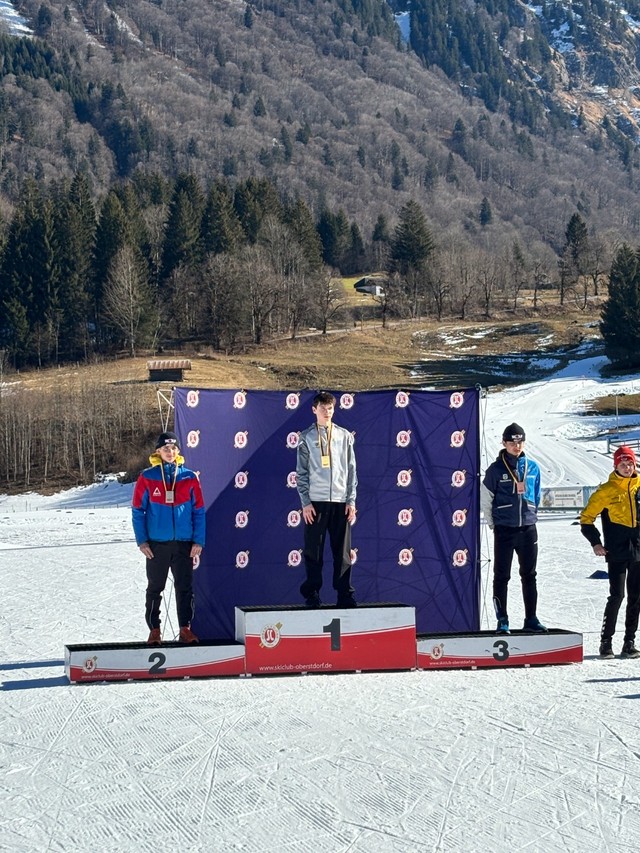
<box><xmin>502</xmin><ymin>422</ymin><xmax>526</xmax><ymax>442</ymax></box>
<box><xmin>155</xmin><ymin>431</ymin><xmax>180</xmax><ymax>449</ymax></box>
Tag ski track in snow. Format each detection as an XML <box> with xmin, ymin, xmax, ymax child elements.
<box><xmin>2</xmin><ymin>361</ymin><xmax>640</xmax><ymax>850</ymax></box>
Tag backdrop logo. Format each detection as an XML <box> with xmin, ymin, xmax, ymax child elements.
<box><xmin>452</xmin><ymin>509</ymin><xmax>468</xmax><ymax>527</ymax></box>
<box><xmin>430</xmin><ymin>643</ymin><xmax>444</xmax><ymax>661</ymax></box>
<box><xmin>260</xmin><ymin>623</ymin><xmax>282</xmax><ymax>649</ymax></box>
<box><xmin>285</xmin><ymin>392</ymin><xmax>300</xmax><ymax>410</ymax></box>
<box><xmin>286</xmin><ymin>471</ymin><xmax>298</xmax><ymax>488</ymax></box>
<box><xmin>340</xmin><ymin>393</ymin><xmax>355</xmax><ymax>409</ymax></box>
<box><xmin>398</xmin><ymin>548</ymin><xmax>414</xmax><ymax>566</ymax></box>
<box><xmin>234</xmin><ymin>431</ymin><xmax>249</xmax><ymax>449</ymax></box>
<box><xmin>397</xmin><ymin>508</ymin><xmax>414</xmax><ymax>527</ymax></box>
<box><xmin>287</xmin><ymin>549</ymin><xmax>303</xmax><ymax>567</ymax></box>
<box><xmin>451</xmin><ymin>470</ymin><xmax>466</xmax><ymax>488</ymax></box>
<box><xmin>286</xmin><ymin>432</ymin><xmax>299</xmax><ymax>449</ymax></box>
<box><xmin>449</xmin><ymin>391</ymin><xmax>465</xmax><ymax>409</ymax></box>
<box><xmin>186</xmin><ymin>390</ymin><xmax>200</xmax><ymax>408</ymax></box>
<box><xmin>396</xmin><ymin>430</ymin><xmax>412</xmax><ymax>448</ymax></box>
<box><xmin>450</xmin><ymin>430</ymin><xmax>466</xmax><ymax>448</ymax></box>
<box><xmin>235</xmin><ymin>511</ymin><xmax>249</xmax><ymax>529</ymax></box>
<box><xmin>193</xmin><ymin>554</ymin><xmax>200</xmax><ymax>570</ymax></box>
<box><xmin>234</xmin><ymin>471</ymin><xmax>249</xmax><ymax>489</ymax></box>
<box><xmin>397</xmin><ymin>469</ymin><xmax>413</xmax><ymax>487</ymax></box>
<box><xmin>452</xmin><ymin>549</ymin><xmax>469</xmax><ymax>567</ymax></box>
<box><xmin>287</xmin><ymin>510</ymin><xmax>302</xmax><ymax>527</ymax></box>
<box><xmin>350</xmin><ymin>548</ymin><xmax>358</xmax><ymax>564</ymax></box>
<box><xmin>82</xmin><ymin>656</ymin><xmax>97</xmax><ymax>673</ymax></box>
<box><xmin>235</xmin><ymin>551</ymin><xmax>250</xmax><ymax>569</ymax></box>
<box><xmin>395</xmin><ymin>391</ymin><xmax>410</xmax><ymax>408</ymax></box>
<box><xmin>186</xmin><ymin>430</ymin><xmax>200</xmax><ymax>448</ymax></box>
<box><xmin>233</xmin><ymin>391</ymin><xmax>247</xmax><ymax>409</ymax></box>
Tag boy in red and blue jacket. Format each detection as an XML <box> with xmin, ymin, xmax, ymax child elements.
<box><xmin>132</xmin><ymin>431</ymin><xmax>205</xmax><ymax>644</ymax></box>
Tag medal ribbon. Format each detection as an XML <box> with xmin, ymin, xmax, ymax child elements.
<box><xmin>160</xmin><ymin>462</ymin><xmax>178</xmax><ymax>498</ymax></box>
<box><xmin>317</xmin><ymin>423</ymin><xmax>332</xmax><ymax>464</ymax></box>
<box><xmin>501</xmin><ymin>451</ymin><xmax>527</xmax><ymax>489</ymax></box>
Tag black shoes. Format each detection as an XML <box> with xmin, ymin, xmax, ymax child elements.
<box><xmin>620</xmin><ymin>641</ymin><xmax>640</xmax><ymax>659</ymax></box>
<box><xmin>336</xmin><ymin>593</ymin><xmax>357</xmax><ymax>609</ymax></box>
<box><xmin>523</xmin><ymin>617</ymin><xmax>548</xmax><ymax>633</ymax></box>
<box><xmin>599</xmin><ymin>639</ymin><xmax>614</xmax><ymax>659</ymax></box>
<box><xmin>304</xmin><ymin>592</ymin><xmax>321</xmax><ymax>608</ymax></box>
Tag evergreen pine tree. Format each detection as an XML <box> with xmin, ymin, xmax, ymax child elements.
<box><xmin>600</xmin><ymin>244</ymin><xmax>640</xmax><ymax>367</ymax></box>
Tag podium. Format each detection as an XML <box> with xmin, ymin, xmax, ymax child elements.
<box><xmin>416</xmin><ymin>629</ymin><xmax>583</xmax><ymax>670</ymax></box>
<box><xmin>236</xmin><ymin>603</ymin><xmax>417</xmax><ymax>675</ymax></box>
<box><xmin>65</xmin><ymin>640</ymin><xmax>245</xmax><ymax>683</ymax></box>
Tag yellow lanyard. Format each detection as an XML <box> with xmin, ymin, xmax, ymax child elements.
<box><xmin>317</xmin><ymin>423</ymin><xmax>332</xmax><ymax>465</ymax></box>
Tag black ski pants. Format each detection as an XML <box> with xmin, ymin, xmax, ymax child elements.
<box><xmin>492</xmin><ymin>524</ymin><xmax>538</xmax><ymax>620</ymax></box>
<box><xmin>145</xmin><ymin>540</ymin><xmax>194</xmax><ymax>630</ymax></box>
<box><xmin>601</xmin><ymin>559</ymin><xmax>640</xmax><ymax>644</ymax></box>
<box><xmin>300</xmin><ymin>501</ymin><xmax>353</xmax><ymax>599</ymax></box>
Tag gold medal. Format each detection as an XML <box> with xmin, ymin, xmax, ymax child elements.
<box><xmin>321</xmin><ymin>455</ymin><xmax>330</xmax><ymax>468</ymax></box>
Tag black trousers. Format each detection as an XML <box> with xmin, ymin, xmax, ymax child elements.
<box><xmin>145</xmin><ymin>540</ymin><xmax>194</xmax><ymax>629</ymax></box>
<box><xmin>300</xmin><ymin>501</ymin><xmax>353</xmax><ymax>599</ymax></box>
<box><xmin>492</xmin><ymin>524</ymin><xmax>538</xmax><ymax>620</ymax></box>
<box><xmin>601</xmin><ymin>559</ymin><xmax>640</xmax><ymax>643</ymax></box>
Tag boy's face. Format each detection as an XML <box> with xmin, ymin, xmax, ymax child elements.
<box><xmin>313</xmin><ymin>402</ymin><xmax>334</xmax><ymax>426</ymax></box>
<box><xmin>503</xmin><ymin>438</ymin><xmax>524</xmax><ymax>455</ymax></box>
<box><xmin>158</xmin><ymin>443</ymin><xmax>179</xmax><ymax>462</ymax></box>
<box><xmin>616</xmin><ymin>457</ymin><xmax>635</xmax><ymax>477</ymax></box>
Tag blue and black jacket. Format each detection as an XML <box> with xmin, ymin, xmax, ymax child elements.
<box><xmin>132</xmin><ymin>452</ymin><xmax>206</xmax><ymax>546</ymax></box>
<box><xmin>481</xmin><ymin>449</ymin><xmax>540</xmax><ymax>528</ymax></box>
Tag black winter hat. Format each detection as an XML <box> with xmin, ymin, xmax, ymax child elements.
<box><xmin>155</xmin><ymin>431</ymin><xmax>180</xmax><ymax>449</ymax></box>
<box><xmin>502</xmin><ymin>422</ymin><xmax>526</xmax><ymax>441</ymax></box>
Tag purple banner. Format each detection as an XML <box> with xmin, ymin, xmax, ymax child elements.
<box><xmin>175</xmin><ymin>388</ymin><xmax>480</xmax><ymax>639</ymax></box>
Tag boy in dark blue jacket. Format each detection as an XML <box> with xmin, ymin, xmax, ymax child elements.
<box><xmin>132</xmin><ymin>431</ymin><xmax>206</xmax><ymax>644</ymax></box>
<box><xmin>480</xmin><ymin>422</ymin><xmax>547</xmax><ymax>635</ymax></box>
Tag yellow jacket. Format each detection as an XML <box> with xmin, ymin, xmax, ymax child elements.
<box><xmin>580</xmin><ymin>471</ymin><xmax>640</xmax><ymax>562</ymax></box>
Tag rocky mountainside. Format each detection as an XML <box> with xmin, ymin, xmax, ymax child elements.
<box><xmin>2</xmin><ymin>0</ymin><xmax>640</xmax><ymax>255</ymax></box>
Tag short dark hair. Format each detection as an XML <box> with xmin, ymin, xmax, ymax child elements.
<box><xmin>312</xmin><ymin>391</ymin><xmax>336</xmax><ymax>408</ymax></box>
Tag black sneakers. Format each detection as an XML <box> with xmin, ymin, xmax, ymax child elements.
<box><xmin>523</xmin><ymin>617</ymin><xmax>548</xmax><ymax>633</ymax></box>
<box><xmin>620</xmin><ymin>641</ymin><xmax>640</xmax><ymax>659</ymax></box>
<box><xmin>336</xmin><ymin>593</ymin><xmax>357</xmax><ymax>608</ymax></box>
<box><xmin>599</xmin><ymin>639</ymin><xmax>614</xmax><ymax>659</ymax></box>
<box><xmin>304</xmin><ymin>591</ymin><xmax>321</xmax><ymax>608</ymax></box>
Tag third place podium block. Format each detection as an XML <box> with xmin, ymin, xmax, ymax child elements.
<box><xmin>236</xmin><ymin>603</ymin><xmax>416</xmax><ymax>676</ymax></box>
<box><xmin>417</xmin><ymin>628</ymin><xmax>583</xmax><ymax>670</ymax></box>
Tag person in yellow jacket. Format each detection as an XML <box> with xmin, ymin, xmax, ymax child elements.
<box><xmin>580</xmin><ymin>445</ymin><xmax>640</xmax><ymax>659</ymax></box>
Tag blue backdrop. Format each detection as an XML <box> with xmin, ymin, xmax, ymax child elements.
<box><xmin>175</xmin><ymin>388</ymin><xmax>480</xmax><ymax>639</ymax></box>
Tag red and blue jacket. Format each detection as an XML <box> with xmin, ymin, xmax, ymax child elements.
<box><xmin>132</xmin><ymin>453</ymin><xmax>206</xmax><ymax>546</ymax></box>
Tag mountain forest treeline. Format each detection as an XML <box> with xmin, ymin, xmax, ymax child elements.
<box><xmin>0</xmin><ymin>168</ymin><xmax>611</xmax><ymax>368</ymax></box>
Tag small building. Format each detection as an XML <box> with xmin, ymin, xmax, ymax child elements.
<box><xmin>147</xmin><ymin>359</ymin><xmax>192</xmax><ymax>382</ymax></box>
<box><xmin>353</xmin><ymin>276</ymin><xmax>386</xmax><ymax>297</ymax></box>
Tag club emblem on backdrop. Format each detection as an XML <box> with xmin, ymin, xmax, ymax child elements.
<box><xmin>235</xmin><ymin>511</ymin><xmax>249</xmax><ymax>529</ymax></box>
<box><xmin>396</xmin><ymin>430</ymin><xmax>412</xmax><ymax>448</ymax></box>
<box><xmin>260</xmin><ymin>623</ymin><xmax>282</xmax><ymax>649</ymax></box>
<box><xmin>429</xmin><ymin>643</ymin><xmax>445</xmax><ymax>660</ymax></box>
<box><xmin>395</xmin><ymin>391</ymin><xmax>410</xmax><ymax>408</ymax></box>
<box><xmin>398</xmin><ymin>548</ymin><xmax>414</xmax><ymax>566</ymax></box>
<box><xmin>286</xmin><ymin>432</ymin><xmax>300</xmax><ymax>449</ymax></box>
<box><xmin>82</xmin><ymin>656</ymin><xmax>97</xmax><ymax>674</ymax></box>
<box><xmin>452</xmin><ymin>549</ymin><xmax>469</xmax><ymax>567</ymax></box>
<box><xmin>452</xmin><ymin>509</ymin><xmax>468</xmax><ymax>527</ymax></box>
<box><xmin>451</xmin><ymin>470</ymin><xmax>466</xmax><ymax>488</ymax></box>
<box><xmin>234</xmin><ymin>431</ymin><xmax>249</xmax><ymax>449</ymax></box>
<box><xmin>285</xmin><ymin>393</ymin><xmax>300</xmax><ymax>410</ymax></box>
<box><xmin>449</xmin><ymin>391</ymin><xmax>465</xmax><ymax>409</ymax></box>
<box><xmin>340</xmin><ymin>393</ymin><xmax>354</xmax><ymax>409</ymax></box>
<box><xmin>233</xmin><ymin>391</ymin><xmax>247</xmax><ymax>409</ymax></box>
<box><xmin>186</xmin><ymin>389</ymin><xmax>200</xmax><ymax>408</ymax></box>
<box><xmin>234</xmin><ymin>471</ymin><xmax>249</xmax><ymax>489</ymax></box>
<box><xmin>286</xmin><ymin>471</ymin><xmax>297</xmax><ymax>488</ymax></box>
<box><xmin>287</xmin><ymin>510</ymin><xmax>302</xmax><ymax>527</ymax></box>
<box><xmin>397</xmin><ymin>469</ymin><xmax>413</xmax><ymax>487</ymax></box>
<box><xmin>186</xmin><ymin>430</ymin><xmax>200</xmax><ymax>448</ymax></box>
<box><xmin>450</xmin><ymin>430</ymin><xmax>465</xmax><ymax>448</ymax></box>
<box><xmin>193</xmin><ymin>554</ymin><xmax>200</xmax><ymax>570</ymax></box>
<box><xmin>235</xmin><ymin>551</ymin><xmax>250</xmax><ymax>569</ymax></box>
<box><xmin>397</xmin><ymin>508</ymin><xmax>414</xmax><ymax>527</ymax></box>
<box><xmin>350</xmin><ymin>548</ymin><xmax>358</xmax><ymax>565</ymax></box>
<box><xmin>287</xmin><ymin>550</ymin><xmax>303</xmax><ymax>567</ymax></box>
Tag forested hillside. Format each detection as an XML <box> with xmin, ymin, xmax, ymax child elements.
<box><xmin>1</xmin><ymin>0</ymin><xmax>640</xmax><ymax>368</ymax></box>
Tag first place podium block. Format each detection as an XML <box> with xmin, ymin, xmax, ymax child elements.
<box><xmin>417</xmin><ymin>629</ymin><xmax>583</xmax><ymax>670</ymax></box>
<box><xmin>65</xmin><ymin>640</ymin><xmax>246</xmax><ymax>683</ymax></box>
<box><xmin>236</xmin><ymin>603</ymin><xmax>416</xmax><ymax>676</ymax></box>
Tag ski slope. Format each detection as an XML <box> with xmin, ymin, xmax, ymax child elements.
<box><xmin>2</xmin><ymin>356</ymin><xmax>640</xmax><ymax>852</ymax></box>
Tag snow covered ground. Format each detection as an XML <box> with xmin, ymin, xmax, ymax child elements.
<box><xmin>2</xmin><ymin>356</ymin><xmax>640</xmax><ymax>852</ymax></box>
